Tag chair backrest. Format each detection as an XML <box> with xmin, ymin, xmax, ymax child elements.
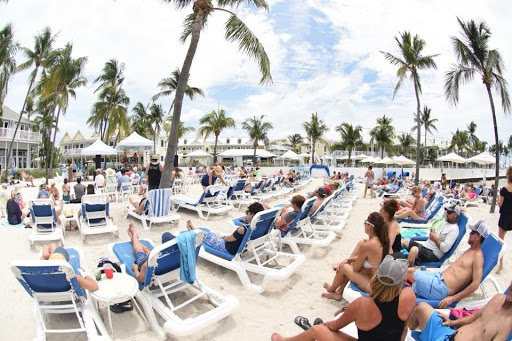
<box><xmin>235</xmin><ymin>207</ymin><xmax>281</xmax><ymax>255</ymax></box>
<box><xmin>81</xmin><ymin>194</ymin><xmax>110</xmax><ymax>225</ymax></box>
<box><xmin>421</xmin><ymin>187</ymin><xmax>428</xmax><ymax>198</ymax></box>
<box><xmin>387</xmin><ymin>171</ymin><xmax>396</xmax><ymax>179</ymax></box>
<box><xmin>281</xmin><ymin>197</ymin><xmax>316</xmax><ymax>237</ymax></box>
<box><xmin>29</xmin><ymin>199</ymin><xmax>57</xmax><ymax>228</ymax></box>
<box><xmin>145</xmin><ymin>188</ymin><xmax>172</xmax><ymax>218</ymax></box>
<box><xmin>480</xmin><ymin>233</ymin><xmax>503</xmax><ymax>282</ymax></box>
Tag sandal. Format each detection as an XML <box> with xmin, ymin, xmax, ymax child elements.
<box><xmin>294</xmin><ymin>316</ymin><xmax>312</xmax><ymax>331</ymax></box>
<box><xmin>313</xmin><ymin>318</ymin><xmax>324</xmax><ymax>325</ymax></box>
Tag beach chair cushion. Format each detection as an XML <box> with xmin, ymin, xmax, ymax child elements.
<box><xmin>83</xmin><ymin>203</ymin><xmax>109</xmax><ymax>223</ymax></box>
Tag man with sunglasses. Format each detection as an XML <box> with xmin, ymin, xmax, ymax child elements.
<box><xmin>406</xmin><ymin>220</ymin><xmax>488</xmax><ymax>308</ymax></box>
<box><xmin>402</xmin><ymin>203</ymin><xmax>461</xmax><ymax>267</ymax></box>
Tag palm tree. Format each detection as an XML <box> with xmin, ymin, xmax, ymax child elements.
<box><xmin>397</xmin><ymin>132</ymin><xmax>416</xmax><ymax>157</ymax></box>
<box><xmin>370</xmin><ymin>114</ymin><xmax>396</xmax><ymax>158</ymax></box>
<box><xmin>94</xmin><ymin>59</ymin><xmax>124</xmax><ymax>92</ymax></box>
<box><xmin>335</xmin><ymin>122</ymin><xmax>362</xmax><ymax>164</ymax></box>
<box><xmin>0</xmin><ymin>23</ymin><xmax>19</xmax><ymax>117</ymax></box>
<box><xmin>286</xmin><ymin>133</ymin><xmax>303</xmax><ymax>153</ymax></box>
<box><xmin>449</xmin><ymin>129</ymin><xmax>471</xmax><ymax>155</ymax></box>
<box><xmin>382</xmin><ymin>31</ymin><xmax>438</xmax><ymax>185</ymax></box>
<box><xmin>6</xmin><ymin>27</ymin><xmax>56</xmax><ymax>170</ymax></box>
<box><xmin>473</xmin><ymin>139</ymin><xmax>488</xmax><ymax>154</ymax></box>
<box><xmin>100</xmin><ymin>86</ymin><xmax>130</xmax><ymax>144</ymax></box>
<box><xmin>197</xmin><ymin>108</ymin><xmax>235</xmax><ymax>161</ymax></box>
<box><xmin>466</xmin><ymin>121</ymin><xmax>480</xmax><ymax>154</ymax></box>
<box><xmin>303</xmin><ymin>112</ymin><xmax>329</xmax><ymax>164</ymax></box>
<box><xmin>412</xmin><ymin>106</ymin><xmax>438</xmax><ymax>147</ymax></box>
<box><xmin>130</xmin><ymin>102</ymin><xmax>152</xmax><ymax>138</ymax></box>
<box><xmin>242</xmin><ymin>115</ymin><xmax>273</xmax><ymax>164</ymax></box>
<box><xmin>149</xmin><ymin>103</ymin><xmax>165</xmax><ymax>153</ymax></box>
<box><xmin>445</xmin><ymin>18</ymin><xmax>510</xmax><ymax>212</ymax></box>
<box><xmin>152</xmin><ymin>67</ymin><xmax>204</xmax><ymax>114</ymax></box>
<box><xmin>163</xmin><ymin>119</ymin><xmax>195</xmax><ymax>139</ymax></box>
<box><xmin>160</xmin><ymin>0</ymin><xmax>272</xmax><ymax>188</ymax></box>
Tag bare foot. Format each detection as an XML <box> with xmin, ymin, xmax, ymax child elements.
<box><xmin>321</xmin><ymin>291</ymin><xmax>343</xmax><ymax>301</ymax></box>
<box><xmin>271</xmin><ymin>332</ymin><xmax>285</xmax><ymax>341</ymax></box>
<box><xmin>186</xmin><ymin>220</ymin><xmax>194</xmax><ymax>231</ymax></box>
<box><xmin>323</xmin><ymin>282</ymin><xmax>332</xmax><ymax>291</ymax></box>
<box><xmin>127</xmin><ymin>223</ymin><xmax>136</xmax><ymax>239</ymax></box>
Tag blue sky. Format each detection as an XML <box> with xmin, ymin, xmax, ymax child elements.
<box><xmin>1</xmin><ymin>0</ymin><xmax>511</xmax><ymax>147</ymax></box>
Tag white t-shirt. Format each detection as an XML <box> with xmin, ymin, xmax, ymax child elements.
<box><xmin>423</xmin><ymin>221</ymin><xmax>459</xmax><ymax>259</ymax></box>
<box><xmin>95</xmin><ymin>174</ymin><xmax>105</xmax><ymax>187</ymax></box>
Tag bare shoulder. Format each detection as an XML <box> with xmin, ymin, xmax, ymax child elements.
<box><xmin>399</xmin><ymin>287</ymin><xmax>416</xmax><ymax>303</ymax></box>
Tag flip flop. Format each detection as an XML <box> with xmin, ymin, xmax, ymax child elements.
<box><xmin>294</xmin><ymin>316</ymin><xmax>312</xmax><ymax>331</ymax></box>
<box><xmin>313</xmin><ymin>318</ymin><xmax>324</xmax><ymax>325</ymax></box>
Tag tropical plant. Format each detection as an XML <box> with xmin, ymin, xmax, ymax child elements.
<box><xmin>242</xmin><ymin>115</ymin><xmax>273</xmax><ymax>164</ymax></box>
<box><xmin>449</xmin><ymin>129</ymin><xmax>471</xmax><ymax>155</ymax></box>
<box><xmin>335</xmin><ymin>122</ymin><xmax>362</xmax><ymax>164</ymax></box>
<box><xmin>382</xmin><ymin>31</ymin><xmax>438</xmax><ymax>184</ymax></box>
<box><xmin>489</xmin><ymin>140</ymin><xmax>504</xmax><ymax>157</ymax></box>
<box><xmin>131</xmin><ymin>102</ymin><xmax>152</xmax><ymax>138</ymax></box>
<box><xmin>370</xmin><ymin>114</ymin><xmax>396</xmax><ymax>158</ymax></box>
<box><xmin>163</xmin><ymin>119</ymin><xmax>195</xmax><ymax>139</ymax></box>
<box><xmin>152</xmin><ymin>67</ymin><xmax>204</xmax><ymax>113</ymax></box>
<box><xmin>466</xmin><ymin>121</ymin><xmax>480</xmax><ymax>154</ymax></box>
<box><xmin>445</xmin><ymin>18</ymin><xmax>510</xmax><ymax>212</ymax></box>
<box><xmin>160</xmin><ymin>0</ymin><xmax>272</xmax><ymax>188</ymax></box>
<box><xmin>427</xmin><ymin>146</ymin><xmax>439</xmax><ymax>164</ymax></box>
<box><xmin>0</xmin><ymin>23</ymin><xmax>19</xmax><ymax>117</ymax></box>
<box><xmin>303</xmin><ymin>112</ymin><xmax>329</xmax><ymax>164</ymax></box>
<box><xmin>148</xmin><ymin>103</ymin><xmax>165</xmax><ymax>153</ymax></box>
<box><xmin>286</xmin><ymin>133</ymin><xmax>303</xmax><ymax>153</ymax></box>
<box><xmin>197</xmin><ymin>108</ymin><xmax>235</xmax><ymax>160</ymax></box>
<box><xmin>412</xmin><ymin>106</ymin><xmax>438</xmax><ymax>147</ymax></box>
<box><xmin>6</xmin><ymin>27</ymin><xmax>56</xmax><ymax>170</ymax></box>
<box><xmin>473</xmin><ymin>139</ymin><xmax>488</xmax><ymax>154</ymax></box>
<box><xmin>397</xmin><ymin>132</ymin><xmax>416</xmax><ymax>157</ymax></box>
<box><xmin>94</xmin><ymin>59</ymin><xmax>124</xmax><ymax>92</ymax></box>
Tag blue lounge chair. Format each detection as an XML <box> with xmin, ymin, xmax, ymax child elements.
<box><xmin>171</xmin><ymin>184</ymin><xmax>232</xmax><ymax>220</ymax></box>
<box><xmin>111</xmin><ymin>230</ymin><xmax>238</xmax><ymax>338</ymax></box>
<box><xmin>397</xmin><ymin>195</ymin><xmax>445</xmax><ymax>229</ymax></box>
<box><xmin>79</xmin><ymin>194</ymin><xmax>119</xmax><ymax>242</ymax></box>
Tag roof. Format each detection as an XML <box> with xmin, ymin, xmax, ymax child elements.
<box><xmin>1</xmin><ymin>105</ymin><xmax>32</xmax><ymax>124</ymax></box>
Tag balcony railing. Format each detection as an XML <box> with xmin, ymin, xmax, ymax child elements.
<box><xmin>0</xmin><ymin>128</ymin><xmax>42</xmax><ymax>143</ymax></box>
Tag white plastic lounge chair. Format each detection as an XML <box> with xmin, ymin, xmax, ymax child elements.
<box><xmin>110</xmin><ymin>230</ymin><xmax>238</xmax><ymax>339</ymax></box>
<box><xmin>171</xmin><ymin>185</ymin><xmax>232</xmax><ymax>220</ymax></box>
<box><xmin>127</xmin><ymin>189</ymin><xmax>180</xmax><ymax>230</ymax></box>
<box><xmin>118</xmin><ymin>181</ymin><xmax>132</xmax><ymax>203</ymax></box>
<box><xmin>10</xmin><ymin>248</ymin><xmax>110</xmax><ymax>340</ymax></box>
<box><xmin>228</xmin><ymin>179</ymin><xmax>253</xmax><ymax>208</ymax></box>
<box><xmin>104</xmin><ymin>176</ymin><xmax>118</xmax><ymax>202</ymax></box>
<box><xmin>308</xmin><ymin>195</ymin><xmax>347</xmax><ymax>233</ymax></box>
<box><xmin>397</xmin><ymin>195</ymin><xmax>446</xmax><ymax>229</ymax></box>
<box><xmin>28</xmin><ymin>199</ymin><xmax>65</xmax><ymax>247</ymax></box>
<box><xmin>79</xmin><ymin>194</ymin><xmax>119</xmax><ymax>242</ymax></box>
<box><xmin>199</xmin><ymin>207</ymin><xmax>306</xmax><ymax>293</ymax></box>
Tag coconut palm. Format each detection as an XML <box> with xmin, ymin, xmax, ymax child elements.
<box><xmin>466</xmin><ymin>121</ymin><xmax>480</xmax><ymax>153</ymax></box>
<box><xmin>6</xmin><ymin>27</ymin><xmax>56</xmax><ymax>170</ymax></box>
<box><xmin>160</xmin><ymin>0</ymin><xmax>272</xmax><ymax>188</ymax></box>
<box><xmin>335</xmin><ymin>122</ymin><xmax>362</xmax><ymax>164</ymax></box>
<box><xmin>152</xmin><ymin>68</ymin><xmax>204</xmax><ymax>113</ymax></box>
<box><xmin>412</xmin><ymin>106</ymin><xmax>438</xmax><ymax>147</ymax></box>
<box><xmin>197</xmin><ymin>108</ymin><xmax>235</xmax><ymax>161</ymax></box>
<box><xmin>94</xmin><ymin>58</ymin><xmax>124</xmax><ymax>92</ymax></box>
<box><xmin>303</xmin><ymin>112</ymin><xmax>329</xmax><ymax>164</ymax></box>
<box><xmin>397</xmin><ymin>132</ymin><xmax>416</xmax><ymax>158</ymax></box>
<box><xmin>370</xmin><ymin>126</ymin><xmax>395</xmax><ymax>158</ymax></box>
<box><xmin>130</xmin><ymin>102</ymin><xmax>152</xmax><ymax>138</ymax></box>
<box><xmin>449</xmin><ymin>129</ymin><xmax>471</xmax><ymax>155</ymax></box>
<box><xmin>149</xmin><ymin>103</ymin><xmax>165</xmax><ymax>153</ymax></box>
<box><xmin>99</xmin><ymin>86</ymin><xmax>130</xmax><ymax>144</ymax></box>
<box><xmin>0</xmin><ymin>23</ymin><xmax>19</xmax><ymax>116</ymax></box>
<box><xmin>382</xmin><ymin>31</ymin><xmax>438</xmax><ymax>185</ymax></box>
<box><xmin>242</xmin><ymin>115</ymin><xmax>273</xmax><ymax>164</ymax></box>
<box><xmin>473</xmin><ymin>139</ymin><xmax>488</xmax><ymax>154</ymax></box>
<box><xmin>445</xmin><ymin>18</ymin><xmax>510</xmax><ymax>212</ymax></box>
<box><xmin>163</xmin><ymin>119</ymin><xmax>195</xmax><ymax>139</ymax></box>
<box><xmin>286</xmin><ymin>133</ymin><xmax>303</xmax><ymax>153</ymax></box>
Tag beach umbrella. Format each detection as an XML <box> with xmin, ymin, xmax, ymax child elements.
<box><xmin>391</xmin><ymin>155</ymin><xmax>415</xmax><ymax>177</ymax></box>
<box><xmin>380</xmin><ymin>156</ymin><xmax>393</xmax><ymax>164</ymax></box>
<box><xmin>352</xmin><ymin>154</ymin><xmax>369</xmax><ymax>161</ymax></box>
<box><xmin>279</xmin><ymin>150</ymin><xmax>300</xmax><ymax>159</ymax></box>
<box><xmin>467</xmin><ymin>152</ymin><xmax>496</xmax><ymax>183</ymax></box>
<box><xmin>361</xmin><ymin>156</ymin><xmax>381</xmax><ymax>163</ymax></box>
<box><xmin>436</xmin><ymin>152</ymin><xmax>467</xmax><ymax>184</ymax></box>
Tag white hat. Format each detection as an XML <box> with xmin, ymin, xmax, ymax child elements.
<box><xmin>377</xmin><ymin>255</ymin><xmax>408</xmax><ymax>286</ymax></box>
<box><xmin>468</xmin><ymin>220</ymin><xmax>489</xmax><ymax>238</ymax></box>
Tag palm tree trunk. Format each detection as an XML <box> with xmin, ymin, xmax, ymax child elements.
<box><xmin>160</xmin><ymin>10</ymin><xmax>204</xmax><ymax>188</ymax></box>
<box><xmin>6</xmin><ymin>71</ymin><xmax>37</xmax><ymax>170</ymax></box>
<box><xmin>486</xmin><ymin>85</ymin><xmax>500</xmax><ymax>213</ymax></box>
<box><xmin>46</xmin><ymin>105</ymin><xmax>61</xmax><ymax>184</ymax></box>
<box><xmin>311</xmin><ymin>140</ymin><xmax>315</xmax><ymax>164</ymax></box>
<box><xmin>348</xmin><ymin>150</ymin><xmax>352</xmax><ymax>165</ymax></box>
<box><xmin>214</xmin><ymin>134</ymin><xmax>219</xmax><ymax>162</ymax></box>
<box><xmin>424</xmin><ymin>127</ymin><xmax>427</xmax><ymax>148</ymax></box>
<box><xmin>253</xmin><ymin>141</ymin><xmax>257</xmax><ymax>164</ymax></box>
<box><xmin>413</xmin><ymin>79</ymin><xmax>421</xmax><ymax>185</ymax></box>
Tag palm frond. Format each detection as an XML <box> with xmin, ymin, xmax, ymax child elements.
<box><xmin>492</xmin><ymin>72</ymin><xmax>511</xmax><ymax>113</ymax></box>
<box><xmin>180</xmin><ymin>13</ymin><xmax>208</xmax><ymax>43</ymax></box>
<box><xmin>444</xmin><ymin>65</ymin><xmax>476</xmax><ymax>105</ymax></box>
<box><xmin>162</xmin><ymin>0</ymin><xmax>194</xmax><ymax>10</ymax></box>
<box><xmin>217</xmin><ymin>0</ymin><xmax>269</xmax><ymax>10</ymax></box>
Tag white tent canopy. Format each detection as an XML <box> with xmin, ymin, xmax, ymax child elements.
<box><xmin>185</xmin><ymin>150</ymin><xmax>213</xmax><ymax>158</ymax></box>
<box><xmin>436</xmin><ymin>152</ymin><xmax>467</xmax><ymax>163</ymax></box>
<box><xmin>117</xmin><ymin>132</ymin><xmax>154</xmax><ymax>148</ymax></box>
<box><xmin>361</xmin><ymin>156</ymin><xmax>381</xmax><ymax>163</ymax></box>
<box><xmin>467</xmin><ymin>152</ymin><xmax>495</xmax><ymax>165</ymax></box>
<box><xmin>81</xmin><ymin>139</ymin><xmax>117</xmax><ymax>156</ymax></box>
<box><xmin>298</xmin><ymin>153</ymin><xmax>310</xmax><ymax>158</ymax></box>
<box><xmin>218</xmin><ymin>149</ymin><xmax>277</xmax><ymax>158</ymax></box>
<box><xmin>278</xmin><ymin>150</ymin><xmax>300</xmax><ymax>159</ymax></box>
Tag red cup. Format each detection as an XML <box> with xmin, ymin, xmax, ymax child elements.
<box><xmin>104</xmin><ymin>264</ymin><xmax>114</xmax><ymax>279</ymax></box>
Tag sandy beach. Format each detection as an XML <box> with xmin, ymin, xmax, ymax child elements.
<box><xmin>1</xmin><ymin>177</ymin><xmax>510</xmax><ymax>340</ymax></box>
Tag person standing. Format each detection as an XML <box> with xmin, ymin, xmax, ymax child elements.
<box><xmin>364</xmin><ymin>165</ymin><xmax>375</xmax><ymax>198</ymax></box>
<box><xmin>67</xmin><ymin>162</ymin><xmax>73</xmax><ymax>182</ymax></box>
<box><xmin>145</xmin><ymin>154</ymin><xmax>162</xmax><ymax>191</ymax></box>
<box><xmin>496</xmin><ymin>166</ymin><xmax>512</xmax><ymax>273</ymax></box>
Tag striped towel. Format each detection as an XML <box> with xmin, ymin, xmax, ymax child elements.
<box><xmin>146</xmin><ymin>188</ymin><xmax>172</xmax><ymax>218</ymax></box>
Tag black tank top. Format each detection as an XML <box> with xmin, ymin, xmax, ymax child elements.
<box><xmin>147</xmin><ymin>163</ymin><xmax>161</xmax><ymax>186</ymax></box>
<box><xmin>358</xmin><ymin>296</ymin><xmax>404</xmax><ymax>341</ymax></box>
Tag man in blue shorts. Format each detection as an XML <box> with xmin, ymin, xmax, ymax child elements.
<box><xmin>406</xmin><ymin>221</ymin><xmax>488</xmax><ymax>308</ymax></box>
<box><xmin>408</xmin><ymin>280</ymin><xmax>512</xmax><ymax>340</ymax></box>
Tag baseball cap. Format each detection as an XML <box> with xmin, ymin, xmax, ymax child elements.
<box><xmin>444</xmin><ymin>202</ymin><xmax>461</xmax><ymax>216</ymax></box>
<box><xmin>49</xmin><ymin>247</ymin><xmax>70</xmax><ymax>262</ymax></box>
<box><xmin>317</xmin><ymin>187</ymin><xmax>327</xmax><ymax>198</ymax></box>
<box><xmin>468</xmin><ymin>220</ymin><xmax>489</xmax><ymax>238</ymax></box>
<box><xmin>323</xmin><ymin>186</ymin><xmax>331</xmax><ymax>195</ymax></box>
<box><xmin>377</xmin><ymin>255</ymin><xmax>408</xmax><ymax>286</ymax></box>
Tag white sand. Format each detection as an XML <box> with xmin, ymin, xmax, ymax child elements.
<box><xmin>1</xmin><ymin>178</ymin><xmax>510</xmax><ymax>340</ymax></box>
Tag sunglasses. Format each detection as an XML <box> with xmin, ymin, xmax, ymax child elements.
<box><xmin>469</xmin><ymin>230</ymin><xmax>479</xmax><ymax>235</ymax></box>
<box><xmin>364</xmin><ymin>220</ymin><xmax>375</xmax><ymax>227</ymax></box>
<box><xmin>245</xmin><ymin>209</ymin><xmax>250</xmax><ymax>215</ymax></box>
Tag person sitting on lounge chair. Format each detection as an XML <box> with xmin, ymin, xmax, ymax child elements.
<box><xmin>309</xmin><ymin>188</ymin><xmax>328</xmax><ymax>216</ymax></box>
<box><xmin>406</xmin><ymin>220</ymin><xmax>488</xmax><ymax>308</ymax></box>
<box><xmin>186</xmin><ymin>202</ymin><xmax>265</xmax><ymax>255</ymax></box>
<box><xmin>271</xmin><ymin>255</ymin><xmax>416</xmax><ymax>341</ymax></box>
<box><xmin>274</xmin><ymin>195</ymin><xmax>305</xmax><ymax>233</ymax></box>
<box><xmin>401</xmin><ymin>203</ymin><xmax>461</xmax><ymax>266</ymax></box>
<box><xmin>21</xmin><ymin>169</ymin><xmax>34</xmax><ymax>187</ymax></box>
<box><xmin>41</xmin><ymin>243</ymin><xmax>98</xmax><ymax>291</ymax></box>
<box><xmin>7</xmin><ymin>190</ymin><xmax>29</xmax><ymax>225</ymax></box>
<box><xmin>395</xmin><ymin>186</ymin><xmax>426</xmax><ymax>220</ymax></box>
<box><xmin>408</xmin><ymin>280</ymin><xmax>512</xmax><ymax>340</ymax></box>
<box><xmin>322</xmin><ymin>212</ymin><xmax>389</xmax><ymax>301</ymax></box>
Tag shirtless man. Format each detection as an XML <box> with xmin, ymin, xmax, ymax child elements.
<box><xmin>406</xmin><ymin>220</ymin><xmax>488</xmax><ymax>308</ymax></box>
<box><xmin>409</xmin><ymin>280</ymin><xmax>512</xmax><ymax>341</ymax></box>
<box><xmin>363</xmin><ymin>165</ymin><xmax>375</xmax><ymax>198</ymax></box>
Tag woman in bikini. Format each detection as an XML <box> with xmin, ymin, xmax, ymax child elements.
<box><xmin>395</xmin><ymin>186</ymin><xmax>426</xmax><ymax>220</ymax></box>
<box><xmin>322</xmin><ymin>212</ymin><xmax>389</xmax><ymax>300</ymax></box>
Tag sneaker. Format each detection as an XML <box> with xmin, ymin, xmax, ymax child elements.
<box><xmin>109</xmin><ymin>301</ymin><xmax>133</xmax><ymax>313</ymax></box>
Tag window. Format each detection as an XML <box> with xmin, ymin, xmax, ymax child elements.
<box><xmin>324</xmin><ymin>146</ymin><xmax>327</xmax><ymax>152</ymax></box>
<box><xmin>206</xmin><ymin>148</ymin><xmax>209</xmax><ymax>152</ymax></box>
<box><xmin>238</xmin><ymin>139</ymin><xmax>242</xmax><ymax>144</ymax></box>
<box><xmin>161</xmin><ymin>156</ymin><xmax>164</xmax><ymax>162</ymax></box>
<box><xmin>80</xmin><ymin>144</ymin><xmax>84</xmax><ymax>148</ymax></box>
<box><xmin>184</xmin><ymin>139</ymin><xmax>187</xmax><ymax>145</ymax></box>
<box><xmin>161</xmin><ymin>140</ymin><xmax>164</xmax><ymax>147</ymax></box>
<box><xmin>109</xmin><ymin>141</ymin><xmax>114</xmax><ymax>146</ymax></box>
<box><xmin>226</xmin><ymin>139</ymin><xmax>230</xmax><ymax>144</ymax></box>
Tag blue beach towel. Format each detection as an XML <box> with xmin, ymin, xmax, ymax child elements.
<box><xmin>176</xmin><ymin>230</ymin><xmax>197</xmax><ymax>284</ymax></box>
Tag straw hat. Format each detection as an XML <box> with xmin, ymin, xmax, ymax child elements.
<box><xmin>106</xmin><ymin>168</ymin><xmax>115</xmax><ymax>176</ymax></box>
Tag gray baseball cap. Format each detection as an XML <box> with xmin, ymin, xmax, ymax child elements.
<box><xmin>444</xmin><ymin>202</ymin><xmax>461</xmax><ymax>216</ymax></box>
<box><xmin>468</xmin><ymin>220</ymin><xmax>489</xmax><ymax>238</ymax></box>
<box><xmin>377</xmin><ymin>255</ymin><xmax>408</xmax><ymax>286</ymax></box>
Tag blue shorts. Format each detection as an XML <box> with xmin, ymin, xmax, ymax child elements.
<box><xmin>413</xmin><ymin>271</ymin><xmax>450</xmax><ymax>300</ymax></box>
<box><xmin>135</xmin><ymin>251</ymin><xmax>148</xmax><ymax>271</ymax></box>
<box><xmin>419</xmin><ymin>311</ymin><xmax>456</xmax><ymax>341</ymax></box>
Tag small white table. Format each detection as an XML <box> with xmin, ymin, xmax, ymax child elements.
<box><xmin>90</xmin><ymin>272</ymin><xmax>146</xmax><ymax>335</ymax></box>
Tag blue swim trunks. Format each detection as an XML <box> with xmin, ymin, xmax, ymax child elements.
<box><xmin>135</xmin><ymin>251</ymin><xmax>148</xmax><ymax>271</ymax></box>
<box><xmin>419</xmin><ymin>311</ymin><xmax>456</xmax><ymax>341</ymax></box>
<box><xmin>413</xmin><ymin>271</ymin><xmax>450</xmax><ymax>300</ymax></box>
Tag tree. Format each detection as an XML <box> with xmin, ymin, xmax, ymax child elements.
<box><xmin>397</xmin><ymin>132</ymin><xmax>416</xmax><ymax>157</ymax></box>
<box><xmin>370</xmin><ymin>114</ymin><xmax>396</xmax><ymax>158</ymax></box>
<box><xmin>94</xmin><ymin>59</ymin><xmax>124</xmax><ymax>92</ymax></box>
<box><xmin>197</xmin><ymin>108</ymin><xmax>235</xmax><ymax>161</ymax></box>
<box><xmin>449</xmin><ymin>129</ymin><xmax>471</xmax><ymax>155</ymax></box>
<box><xmin>473</xmin><ymin>139</ymin><xmax>488</xmax><ymax>154</ymax></box>
<box><xmin>286</xmin><ymin>133</ymin><xmax>303</xmax><ymax>153</ymax></box>
<box><xmin>130</xmin><ymin>102</ymin><xmax>152</xmax><ymax>138</ymax></box>
<box><xmin>466</xmin><ymin>121</ymin><xmax>480</xmax><ymax>154</ymax></box>
<box><xmin>412</xmin><ymin>106</ymin><xmax>438</xmax><ymax>147</ymax></box>
<box><xmin>163</xmin><ymin>119</ymin><xmax>195</xmax><ymax>139</ymax></box>
<box><xmin>148</xmin><ymin>103</ymin><xmax>165</xmax><ymax>153</ymax></box>
<box><xmin>303</xmin><ymin>112</ymin><xmax>329</xmax><ymax>164</ymax></box>
<box><xmin>0</xmin><ymin>23</ymin><xmax>19</xmax><ymax>117</ymax></box>
<box><xmin>152</xmin><ymin>67</ymin><xmax>204</xmax><ymax>113</ymax></box>
<box><xmin>445</xmin><ymin>18</ymin><xmax>510</xmax><ymax>212</ymax></box>
<box><xmin>160</xmin><ymin>0</ymin><xmax>271</xmax><ymax>188</ymax></box>
<box><xmin>335</xmin><ymin>122</ymin><xmax>362</xmax><ymax>164</ymax></box>
<box><xmin>382</xmin><ymin>31</ymin><xmax>438</xmax><ymax>185</ymax></box>
<box><xmin>242</xmin><ymin>115</ymin><xmax>273</xmax><ymax>164</ymax></box>
<box><xmin>6</xmin><ymin>27</ymin><xmax>56</xmax><ymax>171</ymax></box>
